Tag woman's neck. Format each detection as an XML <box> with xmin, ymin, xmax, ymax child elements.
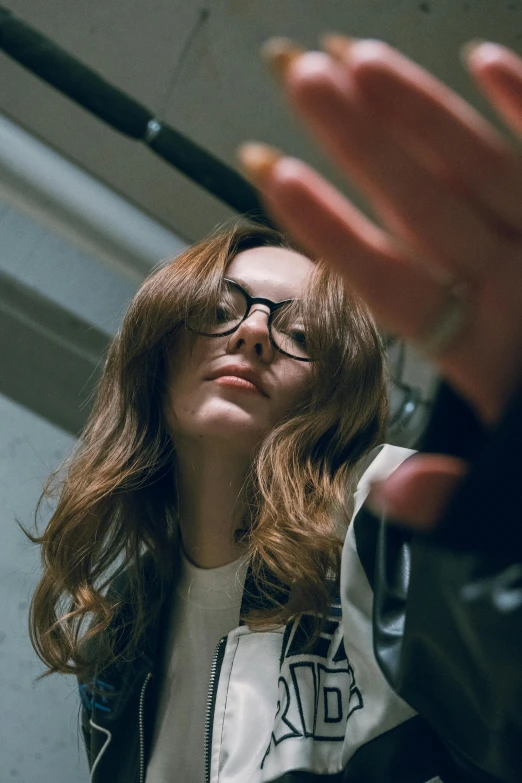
<box><xmin>173</xmin><ymin>439</ymin><xmax>252</xmax><ymax>569</ymax></box>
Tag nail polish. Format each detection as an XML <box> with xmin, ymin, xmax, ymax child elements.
<box><xmin>321</xmin><ymin>33</ymin><xmax>357</xmax><ymax>62</ymax></box>
<box><xmin>261</xmin><ymin>37</ymin><xmax>305</xmax><ymax>80</ymax></box>
<box><xmin>237</xmin><ymin>142</ymin><xmax>282</xmax><ymax>183</ymax></box>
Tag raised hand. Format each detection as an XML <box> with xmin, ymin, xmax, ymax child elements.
<box><xmin>238</xmin><ymin>39</ymin><xmax>522</xmax><ymax>528</ymax></box>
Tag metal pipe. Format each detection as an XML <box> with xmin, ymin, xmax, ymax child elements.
<box><xmin>0</xmin><ymin>5</ymin><xmax>273</xmax><ymax>224</ymax></box>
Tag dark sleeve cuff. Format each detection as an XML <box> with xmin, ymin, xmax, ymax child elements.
<box><xmin>415</xmin><ymin>382</ymin><xmax>522</xmax><ymax>559</ymax></box>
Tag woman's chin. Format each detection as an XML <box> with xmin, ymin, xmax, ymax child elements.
<box><xmin>173</xmin><ymin>405</ymin><xmax>270</xmax><ymax>446</ymax></box>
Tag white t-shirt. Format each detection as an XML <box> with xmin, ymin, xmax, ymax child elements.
<box><xmin>145</xmin><ymin>551</ymin><xmax>248</xmax><ymax>783</ymax></box>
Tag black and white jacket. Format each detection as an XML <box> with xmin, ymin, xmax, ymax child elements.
<box><xmin>78</xmin><ymin>434</ymin><xmax>516</xmax><ymax>783</ymax></box>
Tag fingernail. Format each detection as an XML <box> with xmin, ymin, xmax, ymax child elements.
<box><xmin>321</xmin><ymin>33</ymin><xmax>357</xmax><ymax>62</ymax></box>
<box><xmin>237</xmin><ymin>142</ymin><xmax>283</xmax><ymax>184</ymax></box>
<box><xmin>460</xmin><ymin>38</ymin><xmax>488</xmax><ymax>64</ymax></box>
<box><xmin>261</xmin><ymin>37</ymin><xmax>305</xmax><ymax>80</ymax></box>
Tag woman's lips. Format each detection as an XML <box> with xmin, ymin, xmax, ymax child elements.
<box><xmin>212</xmin><ymin>375</ymin><xmax>262</xmax><ymax>393</ymax></box>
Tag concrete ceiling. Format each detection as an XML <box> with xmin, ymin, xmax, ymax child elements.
<box><xmin>0</xmin><ymin>0</ymin><xmax>520</xmax><ymax>244</ymax></box>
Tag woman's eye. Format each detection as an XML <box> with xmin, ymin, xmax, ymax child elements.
<box><xmin>215</xmin><ymin>303</ymin><xmax>238</xmax><ymax>322</ymax></box>
<box><xmin>215</xmin><ymin>307</ymin><xmax>229</xmax><ymax>322</ymax></box>
<box><xmin>289</xmin><ymin>329</ymin><xmax>307</xmax><ymax>347</ymax></box>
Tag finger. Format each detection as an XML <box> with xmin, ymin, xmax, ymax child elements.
<box><xmin>238</xmin><ymin>144</ymin><xmax>522</xmax><ymax>423</ymax></box>
<box><xmin>325</xmin><ymin>37</ymin><xmax>522</xmax><ymax>234</ymax></box>
<box><xmin>266</xmin><ymin>45</ymin><xmax>505</xmax><ymax>277</ymax></box>
<box><xmin>367</xmin><ymin>453</ymin><xmax>468</xmax><ymax>529</ymax></box>
<box><xmin>466</xmin><ymin>41</ymin><xmax>522</xmax><ymax>138</ymax></box>
<box><xmin>238</xmin><ymin>145</ymin><xmax>466</xmax><ymax>343</ymax></box>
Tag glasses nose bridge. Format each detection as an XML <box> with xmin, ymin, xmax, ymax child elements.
<box><xmin>243</xmin><ymin>290</ymin><xmax>284</xmax><ymax>325</ymax></box>
<box><xmin>243</xmin><ymin>300</ymin><xmax>272</xmax><ymax>329</ymax></box>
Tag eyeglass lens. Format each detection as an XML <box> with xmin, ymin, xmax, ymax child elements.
<box><xmin>187</xmin><ymin>280</ymin><xmax>310</xmax><ymax>360</ymax></box>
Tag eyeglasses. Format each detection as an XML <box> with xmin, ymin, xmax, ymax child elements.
<box><xmin>185</xmin><ymin>278</ymin><xmax>315</xmax><ymax>361</ymax></box>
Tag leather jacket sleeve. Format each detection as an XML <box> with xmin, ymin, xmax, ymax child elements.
<box><xmin>371</xmin><ymin>384</ymin><xmax>522</xmax><ymax>783</ymax></box>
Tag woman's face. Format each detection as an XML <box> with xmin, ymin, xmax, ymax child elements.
<box><xmin>165</xmin><ymin>245</ymin><xmax>315</xmax><ymax>456</ymax></box>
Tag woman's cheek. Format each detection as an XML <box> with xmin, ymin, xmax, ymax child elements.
<box><xmin>277</xmin><ymin>366</ymin><xmax>313</xmax><ymax>412</ymax></box>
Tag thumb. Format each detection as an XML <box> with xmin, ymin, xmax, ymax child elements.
<box><xmin>367</xmin><ymin>453</ymin><xmax>469</xmax><ymax>530</ymax></box>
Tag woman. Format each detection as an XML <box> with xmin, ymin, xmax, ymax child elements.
<box><xmin>30</xmin><ymin>222</ymin><xmax>431</xmax><ymax>783</ymax></box>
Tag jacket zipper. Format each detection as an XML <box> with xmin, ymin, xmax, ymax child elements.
<box><xmin>204</xmin><ymin>636</ymin><xmax>227</xmax><ymax>783</ymax></box>
<box><xmin>139</xmin><ymin>671</ymin><xmax>153</xmax><ymax>783</ymax></box>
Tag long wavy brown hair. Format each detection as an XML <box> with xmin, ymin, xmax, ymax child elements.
<box><xmin>27</xmin><ymin>220</ymin><xmax>388</xmax><ymax>683</ymax></box>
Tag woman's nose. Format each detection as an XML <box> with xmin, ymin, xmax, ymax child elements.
<box><xmin>227</xmin><ymin>306</ymin><xmax>273</xmax><ymax>359</ymax></box>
